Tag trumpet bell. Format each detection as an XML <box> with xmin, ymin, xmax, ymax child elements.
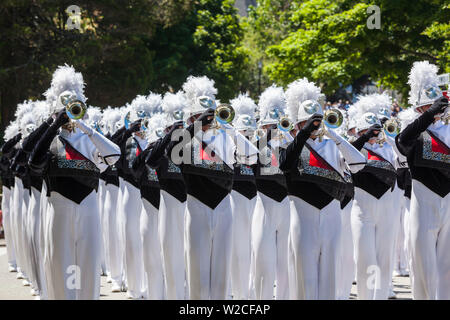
<box><xmin>141</xmin><ymin>117</ymin><xmax>150</xmax><ymax>132</ymax></box>
<box><xmin>324</xmin><ymin>108</ymin><xmax>343</xmax><ymax>129</ymax></box>
<box><xmin>66</xmin><ymin>100</ymin><xmax>86</xmax><ymax>120</ymax></box>
<box><xmin>278</xmin><ymin>116</ymin><xmax>293</xmax><ymax>132</ymax></box>
<box><xmin>254</xmin><ymin>128</ymin><xmax>266</xmax><ymax>141</ymax></box>
<box><xmin>124</xmin><ymin>111</ymin><xmax>131</xmax><ymax>129</ymax></box>
<box><xmin>215</xmin><ymin>104</ymin><xmax>235</xmax><ymax>124</ymax></box>
<box><xmin>384</xmin><ymin>119</ymin><xmax>400</xmax><ymax>137</ymax></box>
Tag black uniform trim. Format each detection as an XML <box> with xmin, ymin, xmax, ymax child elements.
<box><xmin>396</xmin><ymin>111</ymin><xmax>450</xmax><ymax>198</ymax></box>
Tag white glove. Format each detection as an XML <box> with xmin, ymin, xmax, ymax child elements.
<box><xmin>75</xmin><ymin>119</ymin><xmax>94</xmax><ymax>136</ymax></box>
<box><xmin>324</xmin><ymin>127</ymin><xmax>341</xmax><ymax>144</ymax></box>
<box><xmin>326</xmin><ymin>128</ymin><xmax>366</xmax><ymax>173</ymax></box>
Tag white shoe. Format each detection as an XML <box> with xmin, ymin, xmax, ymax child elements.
<box><xmin>388</xmin><ymin>288</ymin><xmax>397</xmax><ymax>299</ymax></box>
<box><xmin>16</xmin><ymin>272</ymin><xmax>25</xmax><ymax>280</ymax></box>
<box><xmin>30</xmin><ymin>288</ymin><xmax>39</xmax><ymax>296</ymax></box>
<box><xmin>106</xmin><ymin>275</ymin><xmax>112</xmax><ymax>283</ymax></box>
<box><xmin>393</xmin><ymin>270</ymin><xmax>402</xmax><ymax>277</ymax></box>
<box><xmin>111</xmin><ymin>283</ymin><xmax>121</xmax><ymax>293</ymax></box>
<box><xmin>126</xmin><ymin>291</ymin><xmax>135</xmax><ymax>299</ymax></box>
<box><xmin>22</xmin><ymin>279</ymin><xmax>31</xmax><ymax>287</ymax></box>
<box><xmin>8</xmin><ymin>264</ymin><xmax>17</xmax><ymax>272</ymax></box>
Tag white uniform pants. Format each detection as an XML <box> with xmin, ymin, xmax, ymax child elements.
<box><xmin>289</xmin><ymin>197</ymin><xmax>341</xmax><ymax>300</ymax></box>
<box><xmin>12</xmin><ymin>177</ymin><xmax>26</xmax><ymax>276</ymax></box>
<box><xmin>403</xmin><ymin>198</ymin><xmax>411</xmax><ymax>274</ymax></box>
<box><xmin>21</xmin><ymin>187</ymin><xmax>31</xmax><ymax>280</ymax></box>
<box><xmin>185</xmin><ymin>194</ymin><xmax>232</xmax><ymax>300</ymax></box>
<box><xmin>251</xmin><ymin>192</ymin><xmax>290</xmax><ymax>300</ymax></box>
<box><xmin>409</xmin><ymin>180</ymin><xmax>450</xmax><ymax>300</ymax></box>
<box><xmin>104</xmin><ymin>183</ymin><xmax>122</xmax><ymax>287</ymax></box>
<box><xmin>118</xmin><ymin>180</ymin><xmax>144</xmax><ymax>298</ymax></box>
<box><xmin>394</xmin><ymin>196</ymin><xmax>409</xmax><ymax>274</ymax></box>
<box><xmin>351</xmin><ymin>187</ymin><xmax>399</xmax><ymax>299</ymax></box>
<box><xmin>2</xmin><ymin>186</ymin><xmax>16</xmax><ymax>268</ymax></box>
<box><xmin>159</xmin><ymin>190</ymin><xmax>186</xmax><ymax>299</ymax></box>
<box><xmin>141</xmin><ymin>198</ymin><xmax>164</xmax><ymax>299</ymax></box>
<box><xmin>337</xmin><ymin>200</ymin><xmax>355</xmax><ymax>300</ymax></box>
<box><xmin>38</xmin><ymin>182</ymin><xmax>49</xmax><ymax>299</ymax></box>
<box><xmin>27</xmin><ymin>186</ymin><xmax>44</xmax><ymax>294</ymax></box>
<box><xmin>44</xmin><ymin>191</ymin><xmax>101</xmax><ymax>299</ymax></box>
<box><xmin>98</xmin><ymin>180</ymin><xmax>107</xmax><ymax>275</ymax></box>
<box><xmin>230</xmin><ymin>190</ymin><xmax>256</xmax><ymax>300</ymax></box>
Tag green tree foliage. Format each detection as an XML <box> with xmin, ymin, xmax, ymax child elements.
<box><xmin>149</xmin><ymin>0</ymin><xmax>249</xmax><ymax>100</ymax></box>
<box><xmin>0</xmin><ymin>0</ymin><xmax>247</xmax><ymax>132</ymax></box>
<box><xmin>244</xmin><ymin>0</ymin><xmax>449</xmax><ymax>100</ymax></box>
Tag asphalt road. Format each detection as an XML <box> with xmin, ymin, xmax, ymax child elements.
<box><xmin>0</xmin><ymin>238</ymin><xmax>412</xmax><ymax>300</ymax></box>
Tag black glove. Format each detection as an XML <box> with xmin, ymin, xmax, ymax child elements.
<box><xmin>54</xmin><ymin>109</ymin><xmax>70</xmax><ymax>127</ymax></box>
<box><xmin>380</xmin><ymin>117</ymin><xmax>388</xmax><ymax>125</ymax></box>
<box><xmin>363</xmin><ymin>124</ymin><xmax>383</xmax><ymax>139</ymax></box>
<box><xmin>302</xmin><ymin>114</ymin><xmax>323</xmax><ymax>134</ymax></box>
<box><xmin>428</xmin><ymin>96</ymin><xmax>448</xmax><ymax>116</ymax></box>
<box><xmin>196</xmin><ymin>109</ymin><xmax>215</xmax><ymax>126</ymax></box>
<box><xmin>127</xmin><ymin>119</ymin><xmax>142</xmax><ymax>133</ymax></box>
<box><xmin>45</xmin><ymin>115</ymin><xmax>55</xmax><ymax>126</ymax></box>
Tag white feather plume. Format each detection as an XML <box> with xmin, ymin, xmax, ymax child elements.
<box><xmin>162</xmin><ymin>91</ymin><xmax>187</xmax><ymax>114</ymax></box>
<box><xmin>4</xmin><ymin>121</ymin><xmax>20</xmax><ymax>140</ymax></box>
<box><xmin>285</xmin><ymin>78</ymin><xmax>321</xmax><ymax>119</ymax></box>
<box><xmin>182</xmin><ymin>75</ymin><xmax>217</xmax><ymax>105</ymax></box>
<box><xmin>397</xmin><ymin>107</ymin><xmax>419</xmax><ymax>132</ymax></box>
<box><xmin>44</xmin><ymin>64</ymin><xmax>86</xmax><ymax>106</ymax></box>
<box><xmin>19</xmin><ymin>111</ymin><xmax>37</xmax><ymax>138</ymax></box>
<box><xmin>258</xmin><ymin>85</ymin><xmax>286</xmax><ymax>120</ymax></box>
<box><xmin>14</xmin><ymin>100</ymin><xmax>34</xmax><ymax>120</ymax></box>
<box><xmin>349</xmin><ymin>93</ymin><xmax>392</xmax><ymax>121</ymax></box>
<box><xmin>129</xmin><ymin>93</ymin><xmax>162</xmax><ymax>117</ymax></box>
<box><xmin>103</xmin><ymin>107</ymin><xmax>123</xmax><ymax>134</ymax></box>
<box><xmin>145</xmin><ymin>112</ymin><xmax>168</xmax><ymax>142</ymax></box>
<box><xmin>230</xmin><ymin>93</ymin><xmax>256</xmax><ymax>117</ymax></box>
<box><xmin>408</xmin><ymin>61</ymin><xmax>439</xmax><ymax>107</ymax></box>
<box><xmin>31</xmin><ymin>101</ymin><xmax>50</xmax><ymax>126</ymax></box>
<box><xmin>86</xmin><ymin>106</ymin><xmax>103</xmax><ymax>124</ymax></box>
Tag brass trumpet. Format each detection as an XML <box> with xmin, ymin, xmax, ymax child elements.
<box><xmin>215</xmin><ymin>104</ymin><xmax>235</xmax><ymax>125</ymax></box>
<box><xmin>141</xmin><ymin>117</ymin><xmax>150</xmax><ymax>132</ymax></box>
<box><xmin>318</xmin><ymin>108</ymin><xmax>343</xmax><ymax>141</ymax></box>
<box><xmin>383</xmin><ymin>118</ymin><xmax>400</xmax><ymax>137</ymax></box>
<box><xmin>66</xmin><ymin>100</ymin><xmax>87</xmax><ymax>120</ymax></box>
<box><xmin>278</xmin><ymin>116</ymin><xmax>293</xmax><ymax>132</ymax></box>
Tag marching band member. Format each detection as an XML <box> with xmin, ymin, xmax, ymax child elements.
<box><xmin>281</xmin><ymin>79</ymin><xmax>366</xmax><ymax>299</ymax></box>
<box><xmin>251</xmin><ymin>85</ymin><xmax>291</xmax><ymax>300</ymax></box>
<box><xmin>28</xmin><ymin>65</ymin><xmax>121</xmax><ymax>299</ymax></box>
<box><xmin>1</xmin><ymin>121</ymin><xmax>21</xmax><ymax>273</ymax></box>
<box><xmin>169</xmin><ymin>76</ymin><xmax>236</xmax><ymax>299</ymax></box>
<box><xmin>396</xmin><ymin>61</ymin><xmax>450</xmax><ymax>299</ymax></box>
<box><xmin>349</xmin><ymin>94</ymin><xmax>400</xmax><ymax>300</ymax></box>
<box><xmin>102</xmin><ymin>107</ymin><xmax>125</xmax><ymax>292</ymax></box>
<box><xmin>145</xmin><ymin>91</ymin><xmax>188</xmax><ymax>299</ymax></box>
<box><xmin>20</xmin><ymin>101</ymin><xmax>52</xmax><ymax>299</ymax></box>
<box><xmin>10</xmin><ymin>102</ymin><xmax>34</xmax><ymax>286</ymax></box>
<box><xmin>229</xmin><ymin>93</ymin><xmax>258</xmax><ymax>300</ymax></box>
<box><xmin>114</xmin><ymin>94</ymin><xmax>162</xmax><ymax>299</ymax></box>
<box><xmin>395</xmin><ymin>108</ymin><xmax>418</xmax><ymax>277</ymax></box>
<box><xmin>335</xmin><ymin>110</ymin><xmax>358</xmax><ymax>300</ymax></box>
<box><xmin>86</xmin><ymin>107</ymin><xmax>109</xmax><ymax>277</ymax></box>
<box><xmin>131</xmin><ymin>106</ymin><xmax>165</xmax><ymax>300</ymax></box>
